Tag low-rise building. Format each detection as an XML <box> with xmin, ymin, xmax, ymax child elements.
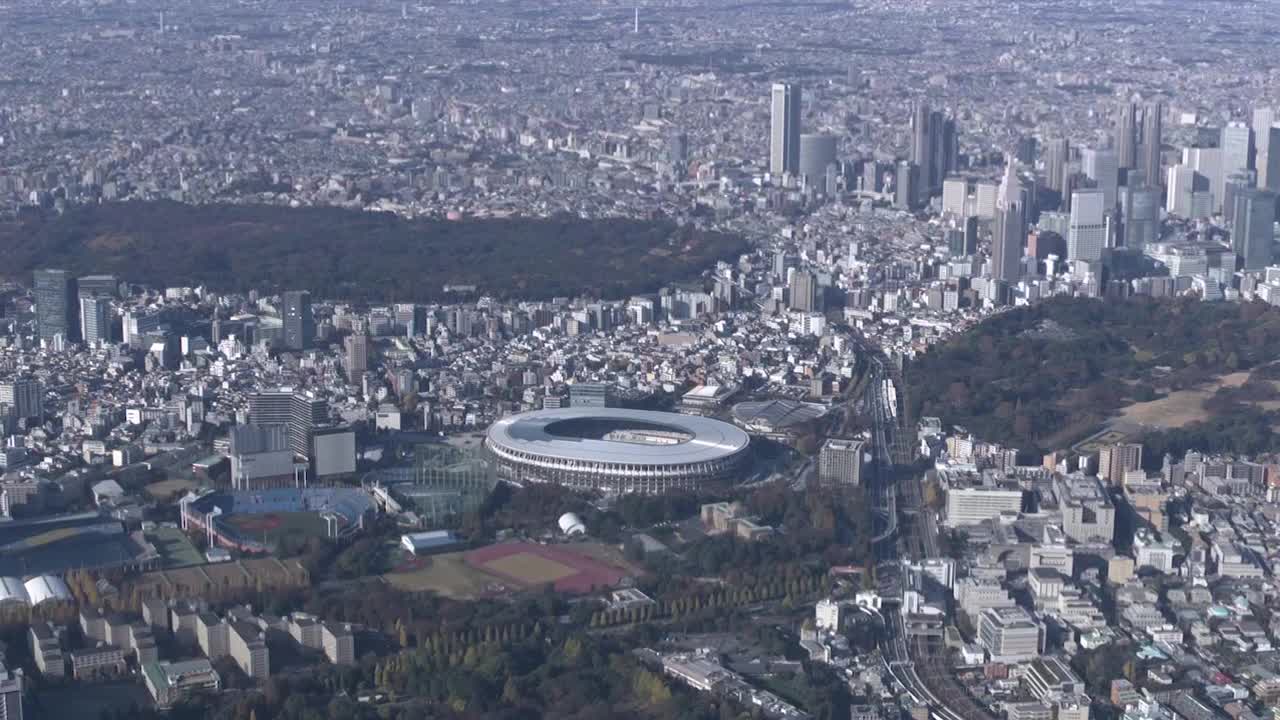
<box><xmin>978</xmin><ymin>606</ymin><xmax>1044</xmax><ymax>663</ymax></box>
<box><xmin>229</xmin><ymin>622</ymin><xmax>269</xmax><ymax>680</ymax></box>
<box><xmin>70</xmin><ymin>644</ymin><xmax>126</xmax><ymax>681</ymax></box>
<box><xmin>143</xmin><ymin>659</ymin><xmax>221</xmax><ymax>708</ymax></box>
<box><xmin>322</xmin><ymin>623</ymin><xmax>355</xmax><ymax>665</ymax></box>
<box><xmin>28</xmin><ymin>622</ymin><xmax>64</xmax><ymax>679</ymax></box>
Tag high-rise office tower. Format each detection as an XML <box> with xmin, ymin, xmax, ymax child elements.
<box><xmin>991</xmin><ymin>161</ymin><xmax>1026</xmax><ymax>284</ymax></box>
<box><xmin>1224</xmin><ymin>170</ymin><xmax>1258</xmax><ymax>225</ymax></box>
<box><xmin>0</xmin><ymin>379</ymin><xmax>42</xmax><ymax>422</ymax></box>
<box><xmin>1253</xmin><ymin>116</ymin><xmax>1280</xmax><ymax>195</ymax></box>
<box><xmin>1082</xmin><ymin>148</ymin><xmax>1119</xmax><ymax>210</ymax></box>
<box><xmin>1116</xmin><ymin>101</ymin><xmax>1139</xmax><ymax>170</ymax></box>
<box><xmin>1068</xmin><ymin>188</ymin><xmax>1107</xmax><ymax>262</ymax></box>
<box><xmin>1015</xmin><ymin>136</ymin><xmax>1039</xmax><ymax>166</ymax></box>
<box><xmin>911</xmin><ymin>101</ymin><xmax>934</xmax><ymax>196</ymax></box>
<box><xmin>769</xmin><ymin>82</ymin><xmax>801</xmax><ymax>176</ymax></box>
<box><xmin>798</xmin><ymin>133</ymin><xmax>838</xmax><ymax>188</ymax></box>
<box><xmin>1141</xmin><ymin>102</ymin><xmax>1164</xmax><ymax>186</ymax></box>
<box><xmin>79</xmin><ymin>294</ymin><xmax>111</xmax><ymax>347</ymax></box>
<box><xmin>281</xmin><ymin>290</ymin><xmax>315</xmax><ymax>351</ymax></box>
<box><xmin>77</xmin><ymin>274</ymin><xmax>119</xmax><ymax>299</ymax></box>
<box><xmin>942</xmin><ymin>177</ymin><xmax>969</xmax><ymax>216</ymax></box>
<box><xmin>1234</xmin><ymin>188</ymin><xmax>1278</xmax><ymax>270</ymax></box>
<box><xmin>33</xmin><ymin>269</ymin><xmax>78</xmax><ymax>344</ymax></box>
<box><xmin>247</xmin><ymin>389</ymin><xmax>328</xmax><ymax>459</ymax></box>
<box><xmin>789</xmin><ymin>270</ymin><xmax>818</xmax><ymax>312</ymax></box>
<box><xmin>1166</xmin><ymin>165</ymin><xmax>1206</xmax><ymax>218</ymax></box>
<box><xmin>344</xmin><ymin>333</ymin><xmax>369</xmax><ymax>382</ymax></box>
<box><xmin>1121</xmin><ymin>181</ymin><xmax>1160</xmax><ymax>252</ymax></box>
<box><xmin>1254</xmin><ymin>107</ymin><xmax>1277</xmax><ymax>189</ymax></box>
<box><xmin>938</xmin><ymin>115</ymin><xmax>959</xmax><ymax>191</ymax></box>
<box><xmin>1045</xmin><ymin>138</ymin><xmax>1070</xmax><ymax>193</ymax></box>
<box><xmin>1184</xmin><ymin>146</ymin><xmax>1224</xmax><ymax>213</ymax></box>
<box><xmin>1221</xmin><ymin>121</ymin><xmax>1254</xmax><ymax>208</ymax></box>
<box><xmin>895</xmin><ymin>161</ymin><xmax>920</xmax><ymax>210</ymax></box>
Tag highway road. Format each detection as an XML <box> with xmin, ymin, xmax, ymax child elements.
<box><xmin>854</xmin><ymin>336</ymin><xmax>996</xmax><ymax>720</ymax></box>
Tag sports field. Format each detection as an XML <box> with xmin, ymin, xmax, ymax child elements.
<box><xmin>464</xmin><ymin>542</ymin><xmax>628</xmax><ymax>593</ymax></box>
<box><xmin>485</xmin><ymin>553</ymin><xmax>578</xmax><ymax>585</ymax></box>
<box><xmin>384</xmin><ymin>551</ymin><xmax>511</xmax><ymax>598</ymax></box>
<box><xmin>223</xmin><ymin>511</ymin><xmax>331</xmax><ymax>548</ymax></box>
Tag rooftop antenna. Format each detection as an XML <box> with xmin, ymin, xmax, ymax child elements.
<box><xmin>633</xmin><ymin>6</ymin><xmax>639</xmax><ymax>33</ymax></box>
<box><xmin>159</xmin><ymin>10</ymin><xmax>164</xmax><ymax>34</ymax></box>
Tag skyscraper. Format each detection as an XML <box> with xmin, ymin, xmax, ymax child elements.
<box><xmin>0</xmin><ymin>379</ymin><xmax>43</xmax><ymax>422</ymax></box>
<box><xmin>1082</xmin><ymin>148</ymin><xmax>1119</xmax><ymax>210</ymax></box>
<box><xmin>1068</xmin><ymin>189</ymin><xmax>1107</xmax><ymax>262</ymax></box>
<box><xmin>1141</xmin><ymin>102</ymin><xmax>1164</xmax><ymax>186</ymax></box>
<box><xmin>1184</xmin><ymin>146</ymin><xmax>1224</xmax><ymax>213</ymax></box>
<box><xmin>798</xmin><ymin>133</ymin><xmax>838</xmax><ymax>188</ymax></box>
<box><xmin>1045</xmin><ymin>138</ymin><xmax>1070</xmax><ymax>193</ymax></box>
<box><xmin>991</xmin><ymin>161</ymin><xmax>1026</xmax><ymax>284</ymax></box>
<box><xmin>77</xmin><ymin>274</ymin><xmax>119</xmax><ymax>299</ymax></box>
<box><xmin>911</xmin><ymin>101</ymin><xmax>934</xmax><ymax>196</ymax></box>
<box><xmin>33</xmin><ymin>269</ymin><xmax>78</xmax><ymax>344</ymax></box>
<box><xmin>1234</xmin><ymin>188</ymin><xmax>1277</xmax><ymax>270</ymax></box>
<box><xmin>1254</xmin><ymin>107</ymin><xmax>1277</xmax><ymax>188</ymax></box>
<box><xmin>247</xmin><ymin>389</ymin><xmax>329</xmax><ymax>459</ymax></box>
<box><xmin>1116</xmin><ymin>101</ymin><xmax>1139</xmax><ymax>170</ymax></box>
<box><xmin>79</xmin><ymin>294</ymin><xmax>112</xmax><ymax>347</ymax></box>
<box><xmin>1221</xmin><ymin>122</ymin><xmax>1254</xmax><ymax>210</ymax></box>
<box><xmin>281</xmin><ymin>290</ymin><xmax>315</xmax><ymax>351</ymax></box>
<box><xmin>1254</xmin><ymin>115</ymin><xmax>1280</xmax><ymax>195</ymax></box>
<box><xmin>789</xmin><ymin>270</ymin><xmax>818</xmax><ymax>312</ymax></box>
<box><xmin>344</xmin><ymin>334</ymin><xmax>369</xmax><ymax>382</ymax></box>
<box><xmin>769</xmin><ymin>82</ymin><xmax>801</xmax><ymax>176</ymax></box>
<box><xmin>1120</xmin><ymin>181</ymin><xmax>1160</xmax><ymax>252</ymax></box>
<box><xmin>1166</xmin><ymin>165</ymin><xmax>1204</xmax><ymax>218</ymax></box>
<box><xmin>939</xmin><ymin>115</ymin><xmax>960</xmax><ymax>190</ymax></box>
<box><xmin>895</xmin><ymin>161</ymin><xmax>920</xmax><ymax>210</ymax></box>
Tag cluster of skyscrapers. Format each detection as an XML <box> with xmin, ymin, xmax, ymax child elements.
<box><xmin>768</xmin><ymin>82</ymin><xmax>840</xmax><ymax>195</ymax></box>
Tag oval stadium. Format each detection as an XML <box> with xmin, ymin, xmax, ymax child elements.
<box><xmin>485</xmin><ymin>408</ymin><xmax>750</xmax><ymax>494</ymax></box>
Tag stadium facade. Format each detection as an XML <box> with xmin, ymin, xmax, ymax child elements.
<box><xmin>485</xmin><ymin>408</ymin><xmax>750</xmax><ymax>494</ymax></box>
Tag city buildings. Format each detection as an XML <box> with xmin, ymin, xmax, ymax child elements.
<box><xmin>1233</xmin><ymin>188</ymin><xmax>1277</xmax><ymax>270</ymax></box>
<box><xmin>34</xmin><ymin>269</ymin><xmax>78</xmax><ymax>344</ymax></box>
<box><xmin>143</xmin><ymin>659</ymin><xmax>221</xmax><ymax>709</ymax></box>
<box><xmin>1067</xmin><ymin>189</ymin><xmax>1107</xmax><ymax>263</ymax></box>
<box><xmin>769</xmin><ymin>82</ymin><xmax>801</xmax><ymax>177</ymax></box>
<box><xmin>344</xmin><ymin>333</ymin><xmax>369</xmax><ymax>383</ymax></box>
<box><xmin>991</xmin><ymin>161</ymin><xmax>1026</xmax><ymax>284</ymax></box>
<box><xmin>978</xmin><ymin>606</ymin><xmax>1045</xmax><ymax>663</ymax></box>
<box><xmin>1117</xmin><ymin>101</ymin><xmax>1139</xmax><ymax>170</ymax></box>
<box><xmin>818</xmin><ymin>438</ymin><xmax>864</xmax><ymax>487</ymax></box>
<box><xmin>282</xmin><ymin>290</ymin><xmax>315</xmax><ymax>351</ymax></box>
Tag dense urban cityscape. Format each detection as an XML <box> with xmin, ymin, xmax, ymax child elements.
<box><xmin>1</xmin><ymin>1</ymin><xmax>1280</xmax><ymax>719</ymax></box>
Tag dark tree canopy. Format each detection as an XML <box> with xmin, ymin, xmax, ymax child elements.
<box><xmin>1</xmin><ymin>201</ymin><xmax>747</xmax><ymax>302</ymax></box>
<box><xmin>907</xmin><ymin>296</ymin><xmax>1280</xmax><ymax>454</ymax></box>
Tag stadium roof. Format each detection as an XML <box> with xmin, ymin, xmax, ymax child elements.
<box><xmin>25</xmin><ymin>575</ymin><xmax>71</xmax><ymax>605</ymax></box>
<box><xmin>0</xmin><ymin>574</ymin><xmax>72</xmax><ymax>606</ymax></box>
<box><xmin>731</xmin><ymin>399</ymin><xmax>828</xmax><ymax>432</ymax></box>
<box><xmin>0</xmin><ymin>577</ymin><xmax>25</xmax><ymax>605</ymax></box>
<box><xmin>487</xmin><ymin>408</ymin><xmax>749</xmax><ymax>466</ymax></box>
